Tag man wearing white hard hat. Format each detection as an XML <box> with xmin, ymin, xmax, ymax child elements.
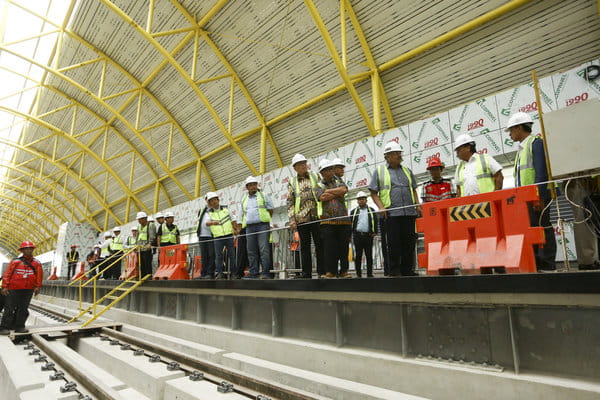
<box><xmin>350</xmin><ymin>191</ymin><xmax>378</xmax><ymax>277</ymax></box>
<box><xmin>506</xmin><ymin>112</ymin><xmax>556</xmax><ymax>271</ymax></box>
<box><xmin>98</xmin><ymin>232</ymin><xmax>113</xmax><ymax>279</ymax></box>
<box><xmin>453</xmin><ymin>134</ymin><xmax>503</xmax><ymax>197</ymax></box>
<box><xmin>154</xmin><ymin>212</ymin><xmax>165</xmax><ymax>249</ymax></box>
<box><xmin>369</xmin><ymin>141</ymin><xmax>420</xmax><ymax>277</ymax></box>
<box><xmin>287</xmin><ymin>153</ymin><xmax>324</xmax><ymax>278</ymax></box>
<box><xmin>125</xmin><ymin>226</ymin><xmax>138</xmax><ymax>249</ymax></box>
<box><xmin>206</xmin><ymin>192</ymin><xmax>239</xmax><ymax>279</ymax></box>
<box><xmin>196</xmin><ymin>194</ymin><xmax>216</xmax><ymax>279</ymax></box>
<box><xmin>240</xmin><ymin>176</ymin><xmax>274</xmax><ymax>279</ymax></box>
<box><xmin>331</xmin><ymin>158</ymin><xmax>352</xmax><ymax>274</ymax></box>
<box><xmin>157</xmin><ymin>211</ymin><xmax>180</xmax><ymax>247</ymax></box>
<box><xmin>315</xmin><ymin>159</ymin><xmax>351</xmax><ymax>278</ymax></box>
<box><xmin>136</xmin><ymin>211</ymin><xmax>156</xmax><ymax>278</ymax></box>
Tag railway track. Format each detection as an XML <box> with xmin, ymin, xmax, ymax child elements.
<box><xmin>1</xmin><ymin>304</ymin><xmax>321</xmax><ymax>400</ymax></box>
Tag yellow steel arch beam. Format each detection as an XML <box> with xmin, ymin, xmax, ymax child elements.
<box><xmin>59</xmin><ymin>28</ymin><xmax>217</xmax><ymax>199</ymax></box>
<box><xmin>100</xmin><ymin>0</ymin><xmax>258</xmax><ymax>175</ymax></box>
<box><xmin>0</xmin><ymin>136</ymin><xmax>121</xmax><ymax>226</ymax></box>
<box><xmin>1</xmin><ymin>164</ymin><xmax>100</xmax><ymax>230</ymax></box>
<box><xmin>169</xmin><ymin>1</ymin><xmax>283</xmax><ymax>171</ymax></box>
<box><xmin>0</xmin><ymin>216</ymin><xmax>49</xmax><ymax>248</ymax></box>
<box><xmin>304</xmin><ymin>0</ymin><xmax>376</xmax><ymax>136</ymax></box>
<box><xmin>0</xmin><ymin>225</ymin><xmax>53</xmax><ymax>255</ymax></box>
<box><xmin>0</xmin><ymin>200</ymin><xmax>55</xmax><ymax>240</ymax></box>
<box><xmin>0</xmin><ymin>105</ymin><xmax>133</xmax><ymax>223</ymax></box>
<box><xmin>342</xmin><ymin>0</ymin><xmax>395</xmax><ymax>131</ymax></box>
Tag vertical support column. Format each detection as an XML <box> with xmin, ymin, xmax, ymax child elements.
<box><xmin>508</xmin><ymin>306</ymin><xmax>520</xmax><ymax>374</ymax></box>
<box><xmin>272</xmin><ymin>299</ymin><xmax>282</xmax><ymax>337</ymax></box>
<box><xmin>176</xmin><ymin>294</ymin><xmax>184</xmax><ymax>320</ymax></box>
<box><xmin>156</xmin><ymin>293</ymin><xmax>163</xmax><ymax>316</ymax></box>
<box><xmin>400</xmin><ymin>304</ymin><xmax>408</xmax><ymax>358</ymax></box>
<box><xmin>232</xmin><ymin>298</ymin><xmax>241</xmax><ymax>330</ymax></box>
<box><xmin>335</xmin><ymin>302</ymin><xmax>345</xmax><ymax>347</ymax></box>
<box><xmin>196</xmin><ymin>295</ymin><xmax>206</xmax><ymax>324</ymax></box>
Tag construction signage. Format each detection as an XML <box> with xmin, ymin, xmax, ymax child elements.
<box><xmin>449</xmin><ymin>202</ymin><xmax>492</xmax><ymax>222</ymax></box>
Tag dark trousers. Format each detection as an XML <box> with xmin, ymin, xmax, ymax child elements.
<box><xmin>529</xmin><ymin>202</ymin><xmax>557</xmax><ymax>270</ymax></box>
<box><xmin>140</xmin><ymin>249</ymin><xmax>153</xmax><ymax>278</ymax></box>
<box><xmin>108</xmin><ymin>251</ymin><xmax>123</xmax><ymax>279</ymax></box>
<box><xmin>386</xmin><ymin>216</ymin><xmax>417</xmax><ymax>276</ymax></box>
<box><xmin>379</xmin><ymin>216</ymin><xmax>390</xmax><ymax>275</ymax></box>
<box><xmin>338</xmin><ymin>225</ymin><xmax>351</xmax><ymax>274</ymax></box>
<box><xmin>67</xmin><ymin>262</ymin><xmax>78</xmax><ymax>279</ymax></box>
<box><xmin>353</xmin><ymin>232</ymin><xmax>374</xmax><ymax>277</ymax></box>
<box><xmin>321</xmin><ymin>224</ymin><xmax>349</xmax><ymax>275</ymax></box>
<box><xmin>214</xmin><ymin>235</ymin><xmax>237</xmax><ymax>276</ymax></box>
<box><xmin>198</xmin><ymin>236</ymin><xmax>216</xmax><ymax>277</ymax></box>
<box><xmin>297</xmin><ymin>222</ymin><xmax>323</xmax><ymax>277</ymax></box>
<box><xmin>0</xmin><ymin>289</ymin><xmax>34</xmax><ymax>330</ymax></box>
<box><xmin>236</xmin><ymin>228</ymin><xmax>249</xmax><ymax>277</ymax></box>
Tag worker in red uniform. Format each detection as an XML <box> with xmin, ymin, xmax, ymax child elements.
<box><xmin>421</xmin><ymin>157</ymin><xmax>453</xmax><ymax>203</ymax></box>
<box><xmin>0</xmin><ymin>241</ymin><xmax>43</xmax><ymax>334</ymax></box>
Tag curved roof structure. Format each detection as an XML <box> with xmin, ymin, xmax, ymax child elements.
<box><xmin>0</xmin><ymin>0</ymin><xmax>599</xmax><ymax>256</ymax></box>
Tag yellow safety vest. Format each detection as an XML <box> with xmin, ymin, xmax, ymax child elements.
<box><xmin>241</xmin><ymin>191</ymin><xmax>271</xmax><ymax>228</ymax></box>
<box><xmin>456</xmin><ymin>153</ymin><xmax>495</xmax><ymax>194</ymax></box>
<box><xmin>100</xmin><ymin>246</ymin><xmax>110</xmax><ymax>258</ymax></box>
<box><xmin>110</xmin><ymin>235</ymin><xmax>124</xmax><ymax>251</ymax></box>
<box><xmin>514</xmin><ymin>134</ymin><xmax>537</xmax><ymax>187</ymax></box>
<box><xmin>127</xmin><ymin>236</ymin><xmax>137</xmax><ymax>246</ymax></box>
<box><xmin>351</xmin><ymin>207</ymin><xmax>376</xmax><ymax>232</ymax></box>
<box><xmin>138</xmin><ymin>225</ymin><xmax>148</xmax><ymax>241</ymax></box>
<box><xmin>160</xmin><ymin>224</ymin><xmax>178</xmax><ymax>244</ymax></box>
<box><xmin>208</xmin><ymin>207</ymin><xmax>234</xmax><ymax>238</ymax></box>
<box><xmin>291</xmin><ymin>172</ymin><xmax>323</xmax><ymax>217</ymax></box>
<box><xmin>67</xmin><ymin>251</ymin><xmax>78</xmax><ymax>262</ymax></box>
<box><xmin>376</xmin><ymin>165</ymin><xmax>415</xmax><ymax>208</ymax></box>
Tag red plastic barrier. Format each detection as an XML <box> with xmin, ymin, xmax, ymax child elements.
<box><xmin>154</xmin><ymin>244</ymin><xmax>190</xmax><ymax>280</ymax></box>
<box><xmin>71</xmin><ymin>262</ymin><xmax>88</xmax><ymax>281</ymax></box>
<box><xmin>121</xmin><ymin>251</ymin><xmax>139</xmax><ymax>280</ymax></box>
<box><xmin>192</xmin><ymin>255</ymin><xmax>202</xmax><ymax>279</ymax></box>
<box><xmin>48</xmin><ymin>267</ymin><xmax>59</xmax><ymax>280</ymax></box>
<box><xmin>416</xmin><ymin>186</ymin><xmax>545</xmax><ymax>274</ymax></box>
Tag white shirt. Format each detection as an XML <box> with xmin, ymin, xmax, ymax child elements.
<box><xmin>199</xmin><ymin>210</ymin><xmax>213</xmax><ymax>237</ymax></box>
<box><xmin>454</xmin><ymin>153</ymin><xmax>502</xmax><ymax>196</ymax></box>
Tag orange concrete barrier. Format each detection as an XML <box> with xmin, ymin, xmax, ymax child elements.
<box><xmin>121</xmin><ymin>251</ymin><xmax>139</xmax><ymax>280</ymax></box>
<box><xmin>48</xmin><ymin>266</ymin><xmax>59</xmax><ymax>280</ymax></box>
<box><xmin>192</xmin><ymin>255</ymin><xmax>202</xmax><ymax>279</ymax></box>
<box><xmin>154</xmin><ymin>244</ymin><xmax>190</xmax><ymax>280</ymax></box>
<box><xmin>71</xmin><ymin>262</ymin><xmax>88</xmax><ymax>281</ymax></box>
<box><xmin>416</xmin><ymin>186</ymin><xmax>545</xmax><ymax>274</ymax></box>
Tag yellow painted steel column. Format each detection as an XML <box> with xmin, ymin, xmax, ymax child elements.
<box><xmin>340</xmin><ymin>0</ymin><xmax>347</xmax><ymax>69</ymax></box>
<box><xmin>260</xmin><ymin>125</ymin><xmax>268</xmax><ymax>174</ymax></box>
<box><xmin>304</xmin><ymin>0</ymin><xmax>376</xmax><ymax>136</ymax></box>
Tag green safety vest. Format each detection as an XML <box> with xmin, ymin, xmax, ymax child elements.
<box><xmin>138</xmin><ymin>224</ymin><xmax>148</xmax><ymax>241</ymax></box>
<box><xmin>127</xmin><ymin>236</ymin><xmax>137</xmax><ymax>246</ymax></box>
<box><xmin>292</xmin><ymin>172</ymin><xmax>322</xmax><ymax>217</ymax></box>
<box><xmin>514</xmin><ymin>134</ymin><xmax>536</xmax><ymax>187</ymax></box>
<box><xmin>351</xmin><ymin>207</ymin><xmax>376</xmax><ymax>232</ymax></box>
<box><xmin>376</xmin><ymin>165</ymin><xmax>415</xmax><ymax>208</ymax></box>
<box><xmin>456</xmin><ymin>153</ymin><xmax>495</xmax><ymax>194</ymax></box>
<box><xmin>100</xmin><ymin>245</ymin><xmax>110</xmax><ymax>258</ymax></box>
<box><xmin>160</xmin><ymin>224</ymin><xmax>178</xmax><ymax>244</ymax></box>
<box><xmin>241</xmin><ymin>191</ymin><xmax>271</xmax><ymax>228</ymax></box>
<box><xmin>208</xmin><ymin>207</ymin><xmax>234</xmax><ymax>237</ymax></box>
<box><xmin>110</xmin><ymin>235</ymin><xmax>124</xmax><ymax>251</ymax></box>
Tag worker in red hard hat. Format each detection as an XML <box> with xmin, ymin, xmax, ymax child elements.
<box><xmin>421</xmin><ymin>157</ymin><xmax>453</xmax><ymax>203</ymax></box>
<box><xmin>0</xmin><ymin>241</ymin><xmax>43</xmax><ymax>335</ymax></box>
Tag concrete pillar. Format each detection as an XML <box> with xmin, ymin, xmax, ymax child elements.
<box><xmin>272</xmin><ymin>300</ymin><xmax>282</xmax><ymax>337</ymax></box>
<box><xmin>231</xmin><ymin>298</ymin><xmax>241</xmax><ymax>330</ymax></box>
<box><xmin>335</xmin><ymin>302</ymin><xmax>345</xmax><ymax>347</ymax></box>
<box><xmin>196</xmin><ymin>296</ymin><xmax>205</xmax><ymax>324</ymax></box>
<box><xmin>176</xmin><ymin>294</ymin><xmax>184</xmax><ymax>320</ymax></box>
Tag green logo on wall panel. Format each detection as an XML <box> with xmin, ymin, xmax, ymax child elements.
<box><xmin>413</xmin><ymin>154</ymin><xmax>421</xmax><ymax>163</ymax></box>
<box><xmin>504</xmin><ymin>138</ymin><xmax>514</xmax><ymax>147</ymax></box>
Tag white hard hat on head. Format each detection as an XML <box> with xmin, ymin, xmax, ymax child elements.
<box><xmin>383</xmin><ymin>141</ymin><xmax>403</xmax><ymax>154</ymax></box>
<box><xmin>155</xmin><ymin>212</ymin><xmax>164</xmax><ymax>219</ymax></box>
<box><xmin>355</xmin><ymin>191</ymin><xmax>368</xmax><ymax>199</ymax></box>
<box><xmin>205</xmin><ymin>191</ymin><xmax>218</xmax><ymax>201</ymax></box>
<box><xmin>148</xmin><ymin>216</ymin><xmax>155</xmax><ymax>222</ymax></box>
<box><xmin>505</xmin><ymin>112</ymin><xmax>534</xmax><ymax>132</ymax></box>
<box><xmin>131</xmin><ymin>227</ymin><xmax>138</xmax><ymax>232</ymax></box>
<box><xmin>113</xmin><ymin>226</ymin><xmax>121</xmax><ymax>232</ymax></box>
<box><xmin>331</xmin><ymin>158</ymin><xmax>345</xmax><ymax>167</ymax></box>
<box><xmin>454</xmin><ymin>134</ymin><xmax>476</xmax><ymax>150</ymax></box>
<box><xmin>291</xmin><ymin>153</ymin><xmax>307</xmax><ymax>167</ymax></box>
<box><xmin>136</xmin><ymin>211</ymin><xmax>147</xmax><ymax>219</ymax></box>
<box><xmin>318</xmin><ymin>158</ymin><xmax>335</xmax><ymax>172</ymax></box>
<box><xmin>245</xmin><ymin>176</ymin><xmax>259</xmax><ymax>186</ymax></box>
<box><xmin>165</xmin><ymin>211</ymin><xmax>174</xmax><ymax>218</ymax></box>
<box><xmin>104</xmin><ymin>232</ymin><xmax>112</xmax><ymax>237</ymax></box>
